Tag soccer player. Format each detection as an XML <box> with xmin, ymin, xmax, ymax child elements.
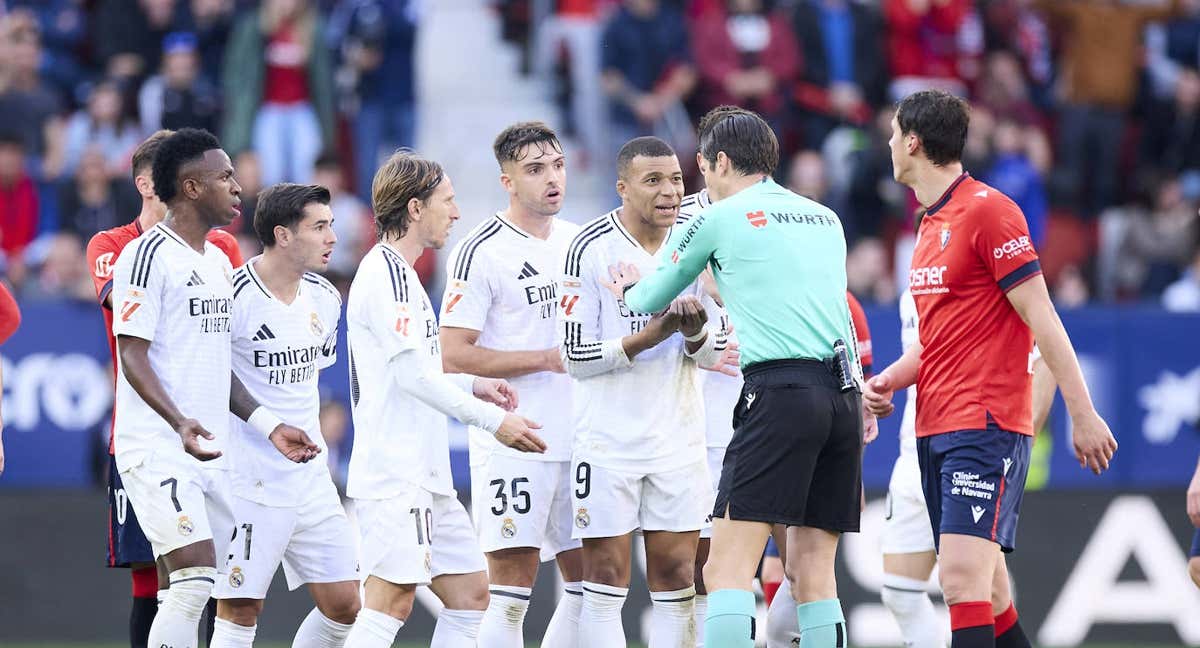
<box><xmin>86</xmin><ymin>129</ymin><xmax>243</xmax><ymax>648</ymax></box>
<box><xmin>0</xmin><ymin>279</ymin><xmax>18</xmax><ymax>477</ymax></box>
<box><xmin>622</xmin><ymin>106</ymin><xmax>862</xmax><ymax>648</ymax></box>
<box><xmin>863</xmin><ymin>90</ymin><xmax>1117</xmax><ymax>648</ymax></box>
<box><xmin>559</xmin><ymin>136</ymin><xmax>726</xmax><ymax>647</ymax></box>
<box><xmin>438</xmin><ymin>122</ymin><xmax>584</xmax><ymax>647</ymax></box>
<box><xmin>342</xmin><ymin>150</ymin><xmax>544</xmax><ymax>648</ymax></box>
<box><xmin>879</xmin><ymin>288</ymin><xmax>1057</xmax><ymax>648</ymax></box>
<box><xmin>109</xmin><ymin>128</ymin><xmax>319</xmax><ymax>648</ymax></box>
<box><xmin>1188</xmin><ymin>455</ymin><xmax>1200</xmax><ymax>589</ymax></box>
<box><xmin>209</xmin><ymin>183</ymin><xmax>360</xmax><ymax>648</ymax></box>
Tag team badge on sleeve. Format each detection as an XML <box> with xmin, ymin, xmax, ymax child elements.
<box><xmin>94</xmin><ymin>252</ymin><xmax>115</xmax><ymax>278</ymax></box>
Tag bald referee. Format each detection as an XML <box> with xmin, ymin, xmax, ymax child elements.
<box><xmin>619</xmin><ymin>106</ymin><xmax>863</xmax><ymax>648</ymax></box>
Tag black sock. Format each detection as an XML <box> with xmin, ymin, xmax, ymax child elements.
<box><xmin>996</xmin><ymin>619</ymin><xmax>1033</xmax><ymax>648</ymax></box>
<box><xmin>951</xmin><ymin>625</ymin><xmax>995</xmax><ymax>648</ymax></box>
<box><xmin>203</xmin><ymin>598</ymin><xmax>217</xmax><ymax>647</ymax></box>
<box><xmin>129</xmin><ymin>596</ymin><xmax>158</xmax><ymax>648</ymax></box>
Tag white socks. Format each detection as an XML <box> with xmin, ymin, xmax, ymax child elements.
<box><xmin>431</xmin><ymin>608</ymin><xmax>484</xmax><ymax>648</ymax></box>
<box><xmin>147</xmin><ymin>567</ymin><xmax>217</xmax><ymax>648</ymax></box>
<box><xmin>293</xmin><ymin>608</ymin><xmax>354</xmax><ymax>648</ymax></box>
<box><xmin>579</xmin><ymin>581</ymin><xmax>628</xmax><ymax>648</ymax></box>
<box><xmin>541</xmin><ymin>581</ymin><xmax>583</xmax><ymax>648</ymax></box>
<box><xmin>694</xmin><ymin>594</ymin><xmax>707</xmax><ymax>647</ymax></box>
<box><xmin>649</xmin><ymin>586</ymin><xmax>697</xmax><ymax>648</ymax></box>
<box><xmin>344</xmin><ymin>608</ymin><xmax>403</xmax><ymax>648</ymax></box>
<box><xmin>210</xmin><ymin>618</ymin><xmax>256</xmax><ymax>648</ymax></box>
<box><xmin>766</xmin><ymin>580</ymin><xmax>800</xmax><ymax>647</ymax></box>
<box><xmin>881</xmin><ymin>573</ymin><xmax>946</xmax><ymax>648</ymax></box>
<box><xmin>477</xmin><ymin>585</ymin><xmax>531</xmax><ymax>647</ymax></box>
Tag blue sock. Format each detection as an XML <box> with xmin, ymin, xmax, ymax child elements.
<box><xmin>704</xmin><ymin>589</ymin><xmax>756</xmax><ymax>648</ymax></box>
<box><xmin>797</xmin><ymin>598</ymin><xmax>846</xmax><ymax>648</ymax></box>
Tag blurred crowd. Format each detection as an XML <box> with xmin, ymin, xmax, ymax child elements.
<box><xmin>507</xmin><ymin>0</ymin><xmax>1200</xmax><ymax>310</ymax></box>
<box><xmin>2</xmin><ymin>0</ymin><xmax>1200</xmax><ymax>311</ymax></box>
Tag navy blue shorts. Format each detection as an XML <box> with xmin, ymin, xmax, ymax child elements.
<box><xmin>107</xmin><ymin>455</ymin><xmax>155</xmax><ymax>567</ymax></box>
<box><xmin>917</xmin><ymin>429</ymin><xmax>1032</xmax><ymax>553</ymax></box>
<box><xmin>1191</xmin><ymin>529</ymin><xmax>1200</xmax><ymax>558</ymax></box>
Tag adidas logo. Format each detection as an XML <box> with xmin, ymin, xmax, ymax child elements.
<box><xmin>252</xmin><ymin>324</ymin><xmax>276</xmax><ymax>341</ymax></box>
<box><xmin>517</xmin><ymin>262</ymin><xmax>539</xmax><ymax>280</ymax></box>
<box><xmin>971</xmin><ymin>505</ymin><xmax>986</xmax><ymax>524</ymax></box>
<box><xmin>185</xmin><ymin>270</ymin><xmax>205</xmax><ymax>286</ymax></box>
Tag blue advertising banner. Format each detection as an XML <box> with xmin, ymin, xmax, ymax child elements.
<box><xmin>3</xmin><ymin>299</ymin><xmax>1198</xmax><ymax>490</ymax></box>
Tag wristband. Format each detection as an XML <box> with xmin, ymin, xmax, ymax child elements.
<box><xmin>683</xmin><ymin>329</ymin><xmax>707</xmax><ymax>343</ymax></box>
<box><xmin>248</xmin><ymin>407</ymin><xmax>283</xmax><ymax>439</ymax></box>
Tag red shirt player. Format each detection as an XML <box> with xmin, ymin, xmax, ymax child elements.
<box><xmin>85</xmin><ymin>131</ymin><xmax>242</xmax><ymax>646</ymax></box>
<box><xmin>0</xmin><ymin>280</ymin><xmax>20</xmax><ymax>478</ymax></box>
<box><xmin>864</xmin><ymin>91</ymin><xmax>1115</xmax><ymax>648</ymax></box>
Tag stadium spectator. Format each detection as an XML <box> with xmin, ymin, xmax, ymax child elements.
<box><xmin>884</xmin><ymin>0</ymin><xmax>976</xmax><ymax>100</ymax></box>
<box><xmin>5</xmin><ymin>0</ymin><xmax>88</xmax><ymax>100</ymax></box>
<box><xmin>57</xmin><ymin>147</ymin><xmax>141</xmax><ymax>238</ymax></box>
<box><xmin>23</xmin><ymin>231</ymin><xmax>93</xmax><ymax>302</ymax></box>
<box><xmin>599</xmin><ymin>0</ymin><xmax>696</xmax><ymax>163</ymax></box>
<box><xmin>221</xmin><ymin>0</ymin><xmax>336</xmax><ymax>186</ymax></box>
<box><xmin>536</xmin><ymin>0</ymin><xmax>606</xmax><ymax>163</ymax></box>
<box><xmin>0</xmin><ymin>132</ymin><xmax>40</xmax><ymax>268</ymax></box>
<box><xmin>985</xmin><ymin>117</ymin><xmax>1048</xmax><ymax>247</ymax></box>
<box><xmin>310</xmin><ymin>152</ymin><xmax>372</xmax><ymax>286</ymax></box>
<box><xmin>1145</xmin><ymin>0</ymin><xmax>1200</xmax><ymax>99</ymax></box>
<box><xmin>0</xmin><ymin>10</ymin><xmax>66</xmax><ymax>181</ymax></box>
<box><xmin>1098</xmin><ymin>175</ymin><xmax>1198</xmax><ymax>299</ymax></box>
<box><xmin>138</xmin><ymin>32</ymin><xmax>221</xmax><ymax>134</ymax></box>
<box><xmin>689</xmin><ymin>0</ymin><xmax>800</xmax><ymax>131</ymax></box>
<box><xmin>980</xmin><ymin>0</ymin><xmax>1054</xmax><ymax>109</ymax></box>
<box><xmin>1034</xmin><ymin>0</ymin><xmax>1183</xmax><ymax>218</ymax></box>
<box><xmin>1163</xmin><ymin>243</ymin><xmax>1200</xmax><ymax>311</ymax></box>
<box><xmin>61</xmin><ymin>79</ymin><xmax>142</xmax><ymax>178</ymax></box>
<box><xmin>790</xmin><ymin>0</ymin><xmax>888</xmax><ymax>146</ymax></box>
<box><xmin>976</xmin><ymin>50</ymin><xmax>1046</xmax><ymax>131</ymax></box>
<box><xmin>1140</xmin><ymin>67</ymin><xmax>1200</xmax><ymax>184</ymax></box>
<box><xmin>327</xmin><ymin>0</ymin><xmax>421</xmax><ymax>201</ymax></box>
<box><xmin>181</xmin><ymin>0</ymin><xmax>237</xmax><ymax>84</ymax></box>
<box><xmin>93</xmin><ymin>0</ymin><xmax>184</xmax><ymax>81</ymax></box>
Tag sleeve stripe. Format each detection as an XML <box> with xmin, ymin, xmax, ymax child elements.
<box><xmin>131</xmin><ymin>234</ymin><xmax>167</xmax><ymax>288</ymax></box>
<box><xmin>565</xmin><ymin>223</ymin><xmax>612</xmax><ymax>276</ymax></box>
<box><xmin>997</xmin><ymin>259</ymin><xmax>1042</xmax><ymax>292</ymax></box>
<box><xmin>451</xmin><ymin>221</ymin><xmax>502</xmax><ymax>281</ymax></box>
<box><xmin>384</xmin><ymin>256</ymin><xmax>409</xmax><ymax>303</ymax></box>
<box><xmin>565</xmin><ymin>217</ymin><xmax>613</xmax><ymax>275</ymax></box>
<box><xmin>233</xmin><ymin>280</ymin><xmax>252</xmax><ymax>300</ymax></box>
<box><xmin>303</xmin><ymin>273</ymin><xmax>342</xmax><ymax>304</ymax></box>
<box><xmin>98</xmin><ymin>279</ymin><xmax>114</xmax><ymax>309</ymax></box>
<box><xmin>127</xmin><ymin>233</ymin><xmax>155</xmax><ymax>285</ymax></box>
<box><xmin>563</xmin><ymin>321</ymin><xmax>603</xmax><ymax>361</ymax></box>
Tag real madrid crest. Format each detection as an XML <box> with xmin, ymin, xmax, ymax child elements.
<box><xmin>424</xmin><ymin>549</ymin><xmax>433</xmax><ymax>573</ymax></box>
<box><xmin>575</xmin><ymin>507</ymin><xmax>590</xmax><ymax>529</ymax></box>
<box><xmin>177</xmin><ymin>515</ymin><xmax>194</xmax><ymax>536</ymax></box>
<box><xmin>310</xmin><ymin>311</ymin><xmax>324</xmax><ymax>336</ymax></box>
<box><xmin>229</xmin><ymin>567</ymin><xmax>244</xmax><ymax>588</ymax></box>
<box><xmin>501</xmin><ymin>517</ymin><xmax>517</xmax><ymax>539</ymax></box>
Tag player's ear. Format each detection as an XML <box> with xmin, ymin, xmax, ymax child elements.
<box><xmin>407</xmin><ymin>196</ymin><xmax>423</xmax><ymax>223</ymax></box>
<box><xmin>498</xmin><ymin>171</ymin><xmax>513</xmax><ymax>194</ymax></box>
<box><xmin>273</xmin><ymin>224</ymin><xmax>290</xmax><ymax>246</ymax></box>
<box><xmin>907</xmin><ymin>133</ymin><xmax>920</xmax><ymax>156</ymax></box>
<box><xmin>134</xmin><ymin>174</ymin><xmax>154</xmax><ymax>199</ymax></box>
<box><xmin>615</xmin><ymin>177</ymin><xmax>627</xmax><ymax>201</ymax></box>
<box><xmin>716</xmin><ymin>151</ymin><xmax>729</xmax><ymax>175</ymax></box>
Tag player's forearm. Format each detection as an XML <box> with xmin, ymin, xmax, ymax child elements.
<box><xmin>685</xmin><ymin>324</ymin><xmax>726</xmax><ymax>368</ymax></box>
<box><xmin>229</xmin><ymin>372</ymin><xmax>263</xmax><ymax>421</ymax></box>
<box><xmin>561</xmin><ymin>335</ymin><xmax>631</xmax><ymax>379</ymax></box>
<box><xmin>621</xmin><ymin>323</ymin><xmax>677</xmax><ymax>360</ymax></box>
<box><xmin>880</xmin><ymin>342</ymin><xmax>922</xmax><ymax>391</ymax></box>
<box><xmin>1031</xmin><ymin>357</ymin><xmax>1057</xmax><ymax>432</ymax></box>
<box><xmin>1021</xmin><ymin>300</ymin><xmax>1095</xmax><ymax>418</ymax></box>
<box><xmin>392</xmin><ymin>352</ymin><xmax>506</xmax><ymax>432</ymax></box>
<box><xmin>442</xmin><ymin>339</ymin><xmax>554</xmax><ymax>379</ymax></box>
<box><xmin>624</xmin><ymin>268</ymin><xmax>699</xmax><ymax>315</ymax></box>
<box><xmin>118</xmin><ymin>337</ymin><xmax>187</xmax><ymax>429</ymax></box>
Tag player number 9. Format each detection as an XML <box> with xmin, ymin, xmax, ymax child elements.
<box><xmin>575</xmin><ymin>462</ymin><xmax>591</xmax><ymax>500</ymax></box>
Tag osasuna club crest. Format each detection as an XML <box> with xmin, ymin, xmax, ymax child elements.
<box><xmin>940</xmin><ymin>224</ymin><xmax>951</xmax><ymax>250</ymax></box>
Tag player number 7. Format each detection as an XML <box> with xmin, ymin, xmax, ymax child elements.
<box><xmin>159</xmin><ymin>477</ymin><xmax>181</xmax><ymax>513</ymax></box>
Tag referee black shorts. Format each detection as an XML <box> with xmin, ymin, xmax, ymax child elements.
<box><xmin>712</xmin><ymin>359</ymin><xmax>863</xmax><ymax>532</ymax></box>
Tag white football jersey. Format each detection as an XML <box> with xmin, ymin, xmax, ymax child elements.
<box><xmin>111</xmin><ymin>222</ymin><xmax>234</xmax><ymax>471</ymax></box>
<box><xmin>559</xmin><ymin>209</ymin><xmax>708</xmax><ymax>473</ymax></box>
<box><xmin>345</xmin><ymin>244</ymin><xmax>453</xmax><ymax>499</ymax></box>
<box><xmin>679</xmin><ymin>191</ymin><xmax>740</xmax><ymax>450</ymax></box>
<box><xmin>898</xmin><ymin>290</ymin><xmax>918</xmax><ymax>457</ymax></box>
<box><xmin>441</xmin><ymin>213</ymin><xmax>580</xmax><ymax>464</ymax></box>
<box><xmin>227</xmin><ymin>258</ymin><xmax>342</xmax><ymax>506</ymax></box>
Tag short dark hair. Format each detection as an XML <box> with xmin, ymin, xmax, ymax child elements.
<box><xmin>151</xmin><ymin>128</ymin><xmax>222</xmax><ymax>205</ymax></box>
<box><xmin>896</xmin><ymin>90</ymin><xmax>970</xmax><ymax>166</ymax></box>
<box><xmin>372</xmin><ymin>149</ymin><xmax>444</xmax><ymax>241</ymax></box>
<box><xmin>697</xmin><ymin>105</ymin><xmax>779</xmax><ymax>176</ymax></box>
<box><xmin>254</xmin><ymin>183</ymin><xmax>331</xmax><ymax>247</ymax></box>
<box><xmin>130</xmin><ymin>129</ymin><xmax>173</xmax><ymax>182</ymax></box>
<box><xmin>493</xmin><ymin>121</ymin><xmax>562</xmax><ymax>169</ymax></box>
<box><xmin>616</xmin><ymin>136</ymin><xmax>676</xmax><ymax>179</ymax></box>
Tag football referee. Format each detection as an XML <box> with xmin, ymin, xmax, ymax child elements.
<box><xmin>621</xmin><ymin>106</ymin><xmax>862</xmax><ymax>648</ymax></box>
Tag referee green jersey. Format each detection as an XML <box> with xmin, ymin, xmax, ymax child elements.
<box><xmin>625</xmin><ymin>178</ymin><xmax>853</xmax><ymax>369</ymax></box>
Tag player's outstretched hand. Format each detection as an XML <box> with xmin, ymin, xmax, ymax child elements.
<box><xmin>269</xmin><ymin>424</ymin><xmax>322</xmax><ymax>464</ymax></box>
<box><xmin>474</xmin><ymin>377</ymin><xmax>519</xmax><ymax>411</ymax></box>
<box><xmin>862</xmin><ymin>374</ymin><xmax>895</xmax><ymax>418</ymax></box>
<box><xmin>603</xmin><ymin>262</ymin><xmax>642</xmax><ymax>301</ymax></box>
<box><xmin>673</xmin><ymin>295</ymin><xmax>708</xmax><ymax>339</ymax></box>
<box><xmin>1188</xmin><ymin>467</ymin><xmax>1200</xmax><ymax>528</ymax></box>
<box><xmin>495</xmin><ymin>413</ymin><xmax>547</xmax><ymax>454</ymax></box>
<box><xmin>701</xmin><ymin>334</ymin><xmax>740</xmax><ymax>377</ymax></box>
<box><xmin>177</xmin><ymin>418</ymin><xmax>223</xmax><ymax>461</ymax></box>
<box><xmin>1071</xmin><ymin>409</ymin><xmax>1117</xmax><ymax>475</ymax></box>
